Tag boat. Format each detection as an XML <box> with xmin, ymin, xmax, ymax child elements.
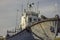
<box><xmin>6</xmin><ymin>1</ymin><xmax>60</xmax><ymax>40</ymax></box>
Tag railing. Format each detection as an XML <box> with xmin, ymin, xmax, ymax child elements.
<box><xmin>27</xmin><ymin>18</ymin><xmax>60</xmax><ymax>40</ymax></box>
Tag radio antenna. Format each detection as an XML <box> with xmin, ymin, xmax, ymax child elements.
<box><xmin>37</xmin><ymin>1</ymin><xmax>39</xmax><ymax>13</ymax></box>
<box><xmin>15</xmin><ymin>0</ymin><xmax>18</xmax><ymax>28</ymax></box>
<box><xmin>26</xmin><ymin>0</ymin><xmax>29</xmax><ymax>11</ymax></box>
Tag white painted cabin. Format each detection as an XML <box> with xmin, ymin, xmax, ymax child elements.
<box><xmin>20</xmin><ymin>11</ymin><xmax>40</xmax><ymax>30</ymax></box>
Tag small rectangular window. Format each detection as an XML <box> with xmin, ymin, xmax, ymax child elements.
<box><xmin>38</xmin><ymin>19</ymin><xmax>40</xmax><ymax>21</ymax></box>
<box><xmin>34</xmin><ymin>19</ymin><xmax>37</xmax><ymax>22</ymax></box>
<box><xmin>28</xmin><ymin>18</ymin><xmax>32</xmax><ymax>22</ymax></box>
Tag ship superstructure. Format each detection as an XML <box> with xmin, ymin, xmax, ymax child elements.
<box><xmin>20</xmin><ymin>11</ymin><xmax>40</xmax><ymax>30</ymax></box>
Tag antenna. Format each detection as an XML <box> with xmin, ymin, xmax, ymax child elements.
<box><xmin>21</xmin><ymin>3</ymin><xmax>23</xmax><ymax>15</ymax></box>
<box><xmin>16</xmin><ymin>9</ymin><xmax>19</xmax><ymax>29</ymax></box>
<box><xmin>26</xmin><ymin>0</ymin><xmax>29</xmax><ymax>11</ymax></box>
<box><xmin>37</xmin><ymin>1</ymin><xmax>39</xmax><ymax>13</ymax></box>
<box><xmin>15</xmin><ymin>0</ymin><xmax>20</xmax><ymax>29</ymax></box>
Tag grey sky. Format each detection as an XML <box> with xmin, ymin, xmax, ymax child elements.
<box><xmin>0</xmin><ymin>0</ymin><xmax>60</xmax><ymax>36</ymax></box>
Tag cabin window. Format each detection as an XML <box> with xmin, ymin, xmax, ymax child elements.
<box><xmin>28</xmin><ymin>18</ymin><xmax>32</xmax><ymax>22</ymax></box>
<box><xmin>34</xmin><ymin>18</ymin><xmax>37</xmax><ymax>22</ymax></box>
<box><xmin>38</xmin><ymin>19</ymin><xmax>40</xmax><ymax>21</ymax></box>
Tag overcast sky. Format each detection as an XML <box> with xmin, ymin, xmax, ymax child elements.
<box><xmin>0</xmin><ymin>0</ymin><xmax>60</xmax><ymax>36</ymax></box>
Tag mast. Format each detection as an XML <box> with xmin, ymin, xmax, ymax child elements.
<box><xmin>37</xmin><ymin>1</ymin><xmax>40</xmax><ymax>13</ymax></box>
<box><xmin>26</xmin><ymin>0</ymin><xmax>29</xmax><ymax>11</ymax></box>
<box><xmin>15</xmin><ymin>9</ymin><xmax>19</xmax><ymax>31</ymax></box>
